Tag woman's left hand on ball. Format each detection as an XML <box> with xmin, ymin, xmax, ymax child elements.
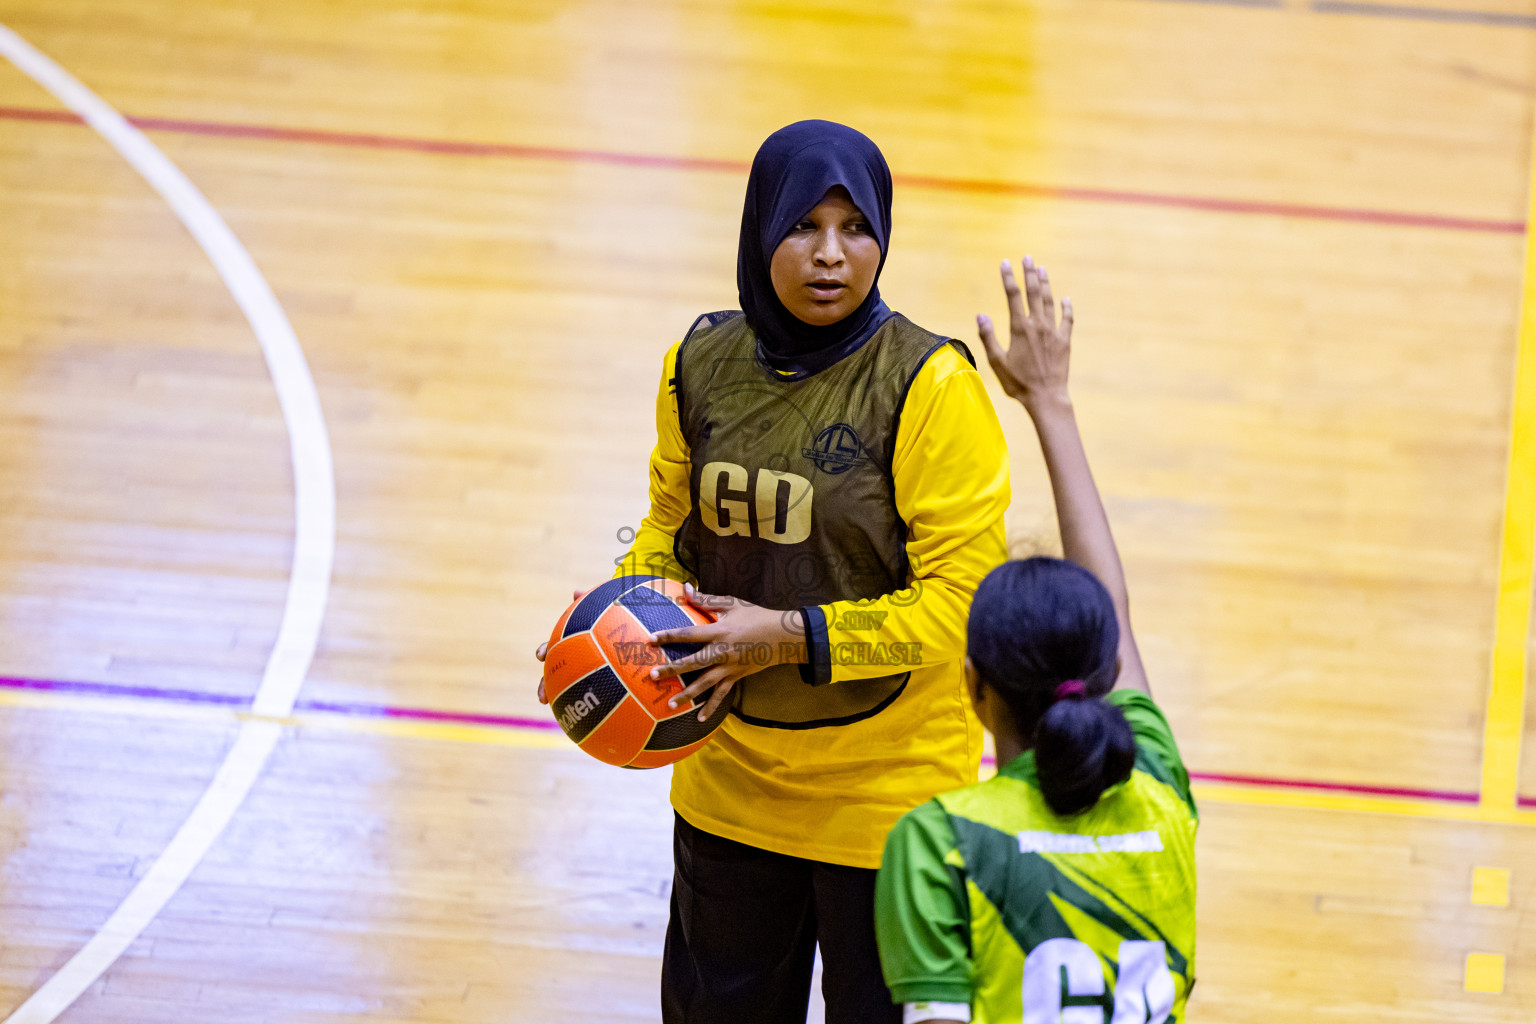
<box><xmin>649</xmin><ymin>584</ymin><xmax>806</xmax><ymax>722</ymax></box>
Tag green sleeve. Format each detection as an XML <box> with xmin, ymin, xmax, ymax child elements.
<box><xmin>875</xmin><ymin>800</ymin><xmax>974</xmax><ymax>1004</ymax></box>
<box><xmin>1108</xmin><ymin>689</ymin><xmax>1194</xmax><ymax>813</ymax></box>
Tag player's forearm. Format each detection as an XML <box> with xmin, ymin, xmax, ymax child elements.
<box><xmin>1023</xmin><ymin>393</ymin><xmax>1126</xmax><ymax>610</ymax></box>
<box><xmin>809</xmin><ymin>480</ymin><xmax>1007</xmax><ymax>684</ymax></box>
<box><xmin>806</xmin><ymin>570</ymin><xmax>977</xmax><ymax>683</ymax></box>
<box><xmin>1025</xmin><ymin>394</ymin><xmax>1151</xmax><ymax>691</ymax></box>
<box><xmin>1023</xmin><ymin>392</ymin><xmax>1149</xmax><ymax>693</ymax></box>
<box><xmin>980</xmin><ymin>259</ymin><xmax>1147</xmax><ymax>691</ymax></box>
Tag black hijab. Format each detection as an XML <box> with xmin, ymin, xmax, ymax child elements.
<box><xmin>737</xmin><ymin>120</ymin><xmax>895</xmax><ymax>377</ymax></box>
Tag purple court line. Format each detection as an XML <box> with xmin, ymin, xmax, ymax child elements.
<box><xmin>0</xmin><ymin>674</ymin><xmax>554</xmax><ymax>730</ymax></box>
<box><xmin>1142</xmin><ymin>0</ymin><xmax>1284</xmax><ymax>7</ymax></box>
<box><xmin>295</xmin><ymin>697</ymin><xmax>556</xmax><ymax>733</ymax></box>
<box><xmin>1147</xmin><ymin>0</ymin><xmax>1536</xmax><ymax>27</ymax></box>
<box><xmin>0</xmin><ymin>673</ymin><xmax>1504</xmax><ymax>806</ymax></box>
<box><xmin>0</xmin><ymin>104</ymin><xmax>1523</xmax><ymax>236</ymax></box>
<box><xmin>1141</xmin><ymin>0</ymin><xmax>1281</xmax><ymax>8</ymax></box>
<box><xmin>1312</xmin><ymin>0</ymin><xmax>1536</xmax><ymax>29</ymax></box>
<box><xmin>0</xmin><ymin>674</ymin><xmax>248</xmax><ymax>707</ymax></box>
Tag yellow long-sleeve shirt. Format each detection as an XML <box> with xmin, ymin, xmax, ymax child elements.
<box><xmin>618</xmin><ymin>337</ymin><xmax>1010</xmax><ymax>868</ymax></box>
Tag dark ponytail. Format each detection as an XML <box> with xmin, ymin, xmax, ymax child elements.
<box><xmin>1035</xmin><ymin>690</ymin><xmax>1136</xmax><ymax>815</ymax></box>
<box><xmin>968</xmin><ymin>557</ymin><xmax>1136</xmax><ymax>816</ymax></box>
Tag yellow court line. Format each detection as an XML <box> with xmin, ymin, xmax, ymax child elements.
<box><xmin>0</xmin><ymin>687</ymin><xmax>239</xmax><ymax>726</ymax></box>
<box><xmin>293</xmin><ymin>708</ymin><xmax>572</xmax><ymax>749</ymax></box>
<box><xmin>0</xmin><ymin>687</ymin><xmax>572</xmax><ymax>748</ymax></box>
<box><xmin>1479</xmin><ymin>121</ymin><xmax>1536</xmax><ymax>811</ymax></box>
<box><xmin>9</xmin><ymin>686</ymin><xmax>1536</xmax><ymax>826</ymax></box>
<box><xmin>1192</xmin><ymin>781</ymin><xmax>1536</xmax><ymax>828</ymax></box>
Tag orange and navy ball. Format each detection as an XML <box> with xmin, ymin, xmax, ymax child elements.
<box><xmin>543</xmin><ymin>574</ymin><xmax>731</xmax><ymax>768</ymax></box>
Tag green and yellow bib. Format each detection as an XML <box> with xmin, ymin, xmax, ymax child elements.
<box><xmin>875</xmin><ymin>690</ymin><xmax>1197</xmax><ymax>1024</ymax></box>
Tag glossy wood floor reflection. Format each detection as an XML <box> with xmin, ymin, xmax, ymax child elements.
<box><xmin>0</xmin><ymin>0</ymin><xmax>1534</xmax><ymax>1020</ymax></box>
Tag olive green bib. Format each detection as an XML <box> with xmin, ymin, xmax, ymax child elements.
<box><xmin>672</xmin><ymin>311</ymin><xmax>971</xmax><ymax>728</ymax></box>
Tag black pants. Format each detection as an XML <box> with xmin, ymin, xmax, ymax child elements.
<box><xmin>662</xmin><ymin>813</ymin><xmax>902</xmax><ymax>1024</ymax></box>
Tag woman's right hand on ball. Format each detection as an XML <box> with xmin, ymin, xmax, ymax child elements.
<box><xmin>535</xmin><ymin>589</ymin><xmax>588</xmax><ymax>704</ymax></box>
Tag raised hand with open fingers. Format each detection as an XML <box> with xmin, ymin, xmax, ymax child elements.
<box><xmin>976</xmin><ymin>255</ymin><xmax>1075</xmax><ymax>412</ymax></box>
<box><xmin>646</xmin><ymin>583</ymin><xmax>806</xmax><ymax>723</ymax></box>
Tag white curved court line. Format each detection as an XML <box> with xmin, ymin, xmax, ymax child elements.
<box><xmin>0</xmin><ymin>24</ymin><xmax>335</xmax><ymax>1024</ymax></box>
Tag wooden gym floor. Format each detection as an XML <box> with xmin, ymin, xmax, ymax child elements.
<box><xmin>1</xmin><ymin>0</ymin><xmax>1535</xmax><ymax>1020</ymax></box>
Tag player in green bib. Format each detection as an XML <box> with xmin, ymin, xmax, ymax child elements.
<box><xmin>875</xmin><ymin>256</ymin><xmax>1196</xmax><ymax>1024</ymax></box>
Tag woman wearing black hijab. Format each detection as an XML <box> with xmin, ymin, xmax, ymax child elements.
<box><xmin>547</xmin><ymin>121</ymin><xmax>1011</xmax><ymax>1023</ymax></box>
<box><xmin>735</xmin><ymin>119</ymin><xmax>898</xmax><ymax>375</ymax></box>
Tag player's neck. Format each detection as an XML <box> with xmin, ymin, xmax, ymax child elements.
<box><xmin>993</xmin><ymin>732</ymin><xmax>1028</xmax><ymax>771</ymax></box>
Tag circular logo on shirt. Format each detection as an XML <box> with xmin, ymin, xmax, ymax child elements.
<box><xmin>802</xmin><ymin>423</ymin><xmax>868</xmax><ymax>475</ymax></box>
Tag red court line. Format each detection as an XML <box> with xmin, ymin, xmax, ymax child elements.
<box><xmin>1185</xmin><ymin>769</ymin><xmax>1479</xmax><ymax>804</ymax></box>
<box><xmin>0</xmin><ymin>673</ymin><xmax>1497</xmax><ymax>805</ymax></box>
<box><xmin>894</xmin><ymin>173</ymin><xmax>1525</xmax><ymax>234</ymax></box>
<box><xmin>0</xmin><ymin>104</ymin><xmax>1523</xmax><ymax>236</ymax></box>
<box><xmin>0</xmin><ymin>106</ymin><xmax>76</xmax><ymax>126</ymax></box>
